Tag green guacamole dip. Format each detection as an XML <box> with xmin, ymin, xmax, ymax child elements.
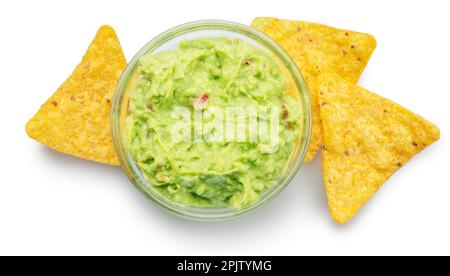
<box><xmin>125</xmin><ymin>37</ymin><xmax>302</xmax><ymax>208</ymax></box>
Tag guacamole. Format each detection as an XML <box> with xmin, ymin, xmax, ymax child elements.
<box><xmin>125</xmin><ymin>37</ymin><xmax>302</xmax><ymax>208</ymax></box>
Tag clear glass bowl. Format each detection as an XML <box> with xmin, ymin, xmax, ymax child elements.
<box><xmin>111</xmin><ymin>20</ymin><xmax>312</xmax><ymax>220</ymax></box>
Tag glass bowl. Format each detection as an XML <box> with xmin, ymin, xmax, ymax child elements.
<box><xmin>111</xmin><ymin>20</ymin><xmax>311</xmax><ymax>220</ymax></box>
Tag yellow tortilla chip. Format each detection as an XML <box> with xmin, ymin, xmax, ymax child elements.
<box><xmin>26</xmin><ymin>26</ymin><xmax>127</xmax><ymax>165</ymax></box>
<box><xmin>251</xmin><ymin>17</ymin><xmax>377</xmax><ymax>162</ymax></box>
<box><xmin>318</xmin><ymin>76</ymin><xmax>440</xmax><ymax>224</ymax></box>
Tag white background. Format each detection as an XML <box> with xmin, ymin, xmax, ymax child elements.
<box><xmin>1</xmin><ymin>0</ymin><xmax>449</xmax><ymax>256</ymax></box>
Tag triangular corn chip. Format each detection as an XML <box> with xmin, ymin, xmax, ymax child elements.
<box><xmin>251</xmin><ymin>17</ymin><xmax>377</xmax><ymax>162</ymax></box>
<box><xmin>318</xmin><ymin>76</ymin><xmax>440</xmax><ymax>224</ymax></box>
<box><xmin>26</xmin><ymin>26</ymin><xmax>127</xmax><ymax>165</ymax></box>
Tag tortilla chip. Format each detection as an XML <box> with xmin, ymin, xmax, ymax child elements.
<box><xmin>318</xmin><ymin>76</ymin><xmax>440</xmax><ymax>224</ymax></box>
<box><xmin>26</xmin><ymin>26</ymin><xmax>127</xmax><ymax>165</ymax></box>
<box><xmin>251</xmin><ymin>17</ymin><xmax>377</xmax><ymax>162</ymax></box>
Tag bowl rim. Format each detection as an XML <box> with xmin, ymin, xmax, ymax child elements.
<box><xmin>111</xmin><ymin>19</ymin><xmax>312</xmax><ymax>221</ymax></box>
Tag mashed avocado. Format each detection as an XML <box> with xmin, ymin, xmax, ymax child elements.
<box><xmin>125</xmin><ymin>37</ymin><xmax>302</xmax><ymax>208</ymax></box>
